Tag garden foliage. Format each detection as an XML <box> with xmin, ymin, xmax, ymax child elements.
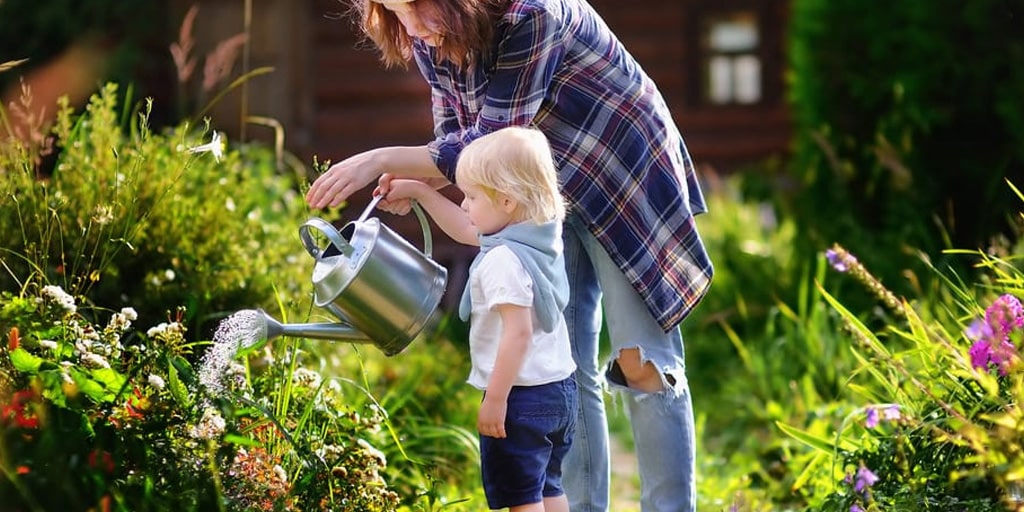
<box><xmin>0</xmin><ymin>82</ymin><xmax>311</xmax><ymax>339</ymax></box>
<box><xmin>775</xmin><ymin>226</ymin><xmax>1024</xmax><ymax>511</ymax></box>
<box><xmin>0</xmin><ymin>83</ymin><xmax>466</xmax><ymax>510</ymax></box>
<box><xmin>785</xmin><ymin>0</ymin><xmax>1024</xmax><ymax>291</ymax></box>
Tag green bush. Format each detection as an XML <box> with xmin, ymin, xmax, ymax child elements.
<box><xmin>0</xmin><ymin>82</ymin><xmax>312</xmax><ymax>339</ymax></box>
<box><xmin>785</xmin><ymin>0</ymin><xmax>1024</xmax><ymax>291</ymax></box>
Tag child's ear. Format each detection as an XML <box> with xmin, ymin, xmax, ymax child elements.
<box><xmin>501</xmin><ymin>195</ymin><xmax>519</xmax><ymax>214</ymax></box>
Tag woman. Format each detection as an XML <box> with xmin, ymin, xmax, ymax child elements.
<box><xmin>305</xmin><ymin>0</ymin><xmax>714</xmax><ymax>510</ymax></box>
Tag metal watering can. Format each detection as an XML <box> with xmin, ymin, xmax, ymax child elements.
<box><xmin>254</xmin><ymin>195</ymin><xmax>448</xmax><ymax>356</ymax></box>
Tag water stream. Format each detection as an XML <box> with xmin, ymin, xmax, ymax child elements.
<box><xmin>198</xmin><ymin>309</ymin><xmax>264</xmax><ymax>395</ymax></box>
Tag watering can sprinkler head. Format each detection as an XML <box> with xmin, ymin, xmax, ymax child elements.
<box><xmin>252</xmin><ymin>308</ymin><xmax>372</xmax><ymax>344</ymax></box>
<box><xmin>244</xmin><ymin>306</ymin><xmax>436</xmax><ymax>357</ymax></box>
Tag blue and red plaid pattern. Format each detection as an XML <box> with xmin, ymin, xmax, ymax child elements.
<box><xmin>416</xmin><ymin>0</ymin><xmax>713</xmax><ymax>329</ymax></box>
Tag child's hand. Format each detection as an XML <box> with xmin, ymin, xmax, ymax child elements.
<box><xmin>374</xmin><ymin>173</ymin><xmax>420</xmax><ymax>215</ymax></box>
<box><xmin>478</xmin><ymin>397</ymin><xmax>508</xmax><ymax>438</ymax></box>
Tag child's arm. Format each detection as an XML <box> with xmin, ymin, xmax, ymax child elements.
<box><xmin>376</xmin><ymin>174</ymin><xmax>479</xmax><ymax>245</ymax></box>
<box><xmin>477</xmin><ymin>303</ymin><xmax>532</xmax><ymax>439</ymax></box>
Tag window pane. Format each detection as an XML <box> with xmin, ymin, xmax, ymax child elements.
<box><xmin>708</xmin><ymin>56</ymin><xmax>733</xmax><ymax>104</ymax></box>
<box><xmin>734</xmin><ymin>55</ymin><xmax>761</xmax><ymax>103</ymax></box>
<box><xmin>708</xmin><ymin>13</ymin><xmax>759</xmax><ymax>52</ymax></box>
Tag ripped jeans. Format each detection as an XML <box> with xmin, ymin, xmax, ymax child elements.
<box><xmin>561</xmin><ymin>214</ymin><xmax>696</xmax><ymax>512</ymax></box>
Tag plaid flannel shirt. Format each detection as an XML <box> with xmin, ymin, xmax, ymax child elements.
<box><xmin>415</xmin><ymin>0</ymin><xmax>713</xmax><ymax>330</ymax></box>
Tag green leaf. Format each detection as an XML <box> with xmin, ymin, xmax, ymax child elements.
<box><xmin>9</xmin><ymin>348</ymin><xmax>43</xmax><ymax>373</ymax></box>
<box><xmin>224</xmin><ymin>433</ymin><xmax>261</xmax><ymax>447</ymax></box>
<box><xmin>168</xmin><ymin>360</ymin><xmax>193</xmax><ymax>408</ymax></box>
<box><xmin>169</xmin><ymin>355</ymin><xmax>196</xmax><ymax>386</ymax></box>
<box><xmin>776</xmin><ymin>421</ymin><xmax>840</xmax><ymax>454</ymax></box>
<box><xmin>39</xmin><ymin>369</ymin><xmax>68</xmax><ymax>408</ymax></box>
<box><xmin>90</xmin><ymin>367</ymin><xmax>128</xmax><ymax>396</ymax></box>
<box><xmin>71</xmin><ymin>369</ymin><xmax>113</xmax><ymax>403</ymax></box>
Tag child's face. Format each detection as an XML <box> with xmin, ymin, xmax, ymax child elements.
<box><xmin>458</xmin><ymin>183</ymin><xmax>516</xmax><ymax>236</ymax></box>
<box><xmin>380</xmin><ymin>0</ymin><xmax>444</xmax><ymax>46</ymax></box>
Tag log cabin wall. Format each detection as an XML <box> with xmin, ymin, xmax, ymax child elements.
<box><xmin>302</xmin><ymin>0</ymin><xmax>792</xmax><ymax>175</ymax></box>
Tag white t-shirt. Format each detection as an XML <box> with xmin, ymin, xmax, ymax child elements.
<box><xmin>465</xmin><ymin>245</ymin><xmax>576</xmax><ymax>391</ymax></box>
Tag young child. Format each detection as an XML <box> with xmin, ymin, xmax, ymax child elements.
<box><xmin>375</xmin><ymin>126</ymin><xmax>577</xmax><ymax>512</ymax></box>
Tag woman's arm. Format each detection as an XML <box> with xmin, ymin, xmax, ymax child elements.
<box><xmin>306</xmin><ymin>145</ymin><xmax>445</xmax><ymax>210</ymax></box>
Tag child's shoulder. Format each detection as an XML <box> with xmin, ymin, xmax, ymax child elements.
<box><xmin>479</xmin><ymin>245</ymin><xmax>526</xmax><ymax>272</ymax></box>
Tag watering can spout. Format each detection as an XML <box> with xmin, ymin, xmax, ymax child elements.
<box><xmin>257</xmin><ymin>309</ymin><xmax>372</xmax><ymax>343</ymax></box>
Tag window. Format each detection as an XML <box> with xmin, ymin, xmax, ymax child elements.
<box><xmin>703</xmin><ymin>11</ymin><xmax>761</xmax><ymax>105</ymax></box>
<box><xmin>686</xmin><ymin>1</ymin><xmax>782</xmax><ymax>108</ymax></box>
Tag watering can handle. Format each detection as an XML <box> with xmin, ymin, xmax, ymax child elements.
<box><xmin>412</xmin><ymin>201</ymin><xmax>434</xmax><ymax>259</ymax></box>
<box><xmin>299</xmin><ymin>217</ymin><xmax>353</xmax><ymax>259</ymax></box>
<box><xmin>358</xmin><ymin>194</ymin><xmax>435</xmax><ymax>259</ymax></box>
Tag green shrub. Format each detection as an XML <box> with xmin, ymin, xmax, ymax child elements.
<box><xmin>785</xmin><ymin>0</ymin><xmax>1024</xmax><ymax>291</ymax></box>
<box><xmin>0</xmin><ymin>82</ymin><xmax>311</xmax><ymax>339</ymax></box>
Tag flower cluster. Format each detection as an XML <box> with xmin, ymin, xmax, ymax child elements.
<box><xmin>967</xmin><ymin>294</ymin><xmax>1024</xmax><ymax>375</ymax></box>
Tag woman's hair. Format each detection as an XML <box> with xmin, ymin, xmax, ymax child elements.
<box><xmin>456</xmin><ymin>127</ymin><xmax>566</xmax><ymax>224</ymax></box>
<box><xmin>352</xmin><ymin>0</ymin><xmax>509</xmax><ymax>68</ymax></box>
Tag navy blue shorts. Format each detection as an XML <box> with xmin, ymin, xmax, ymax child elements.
<box><xmin>479</xmin><ymin>377</ymin><xmax>578</xmax><ymax>510</ymax></box>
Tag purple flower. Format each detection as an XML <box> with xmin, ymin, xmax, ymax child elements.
<box><xmin>966</xmin><ymin>295</ymin><xmax>1024</xmax><ymax>375</ymax></box>
<box><xmin>966</xmin><ymin>318</ymin><xmax>994</xmax><ymax>342</ymax></box>
<box><xmin>854</xmin><ymin>464</ymin><xmax>878</xmax><ymax>493</ymax></box>
<box><xmin>865</xmin><ymin>404</ymin><xmax>902</xmax><ymax>428</ymax></box>
<box><xmin>865</xmin><ymin>407</ymin><xmax>880</xmax><ymax>428</ymax></box>
<box><xmin>850</xmin><ymin>504</ymin><xmax>865</xmax><ymax>512</ymax></box>
<box><xmin>881</xmin><ymin>405</ymin><xmax>901</xmax><ymax>421</ymax></box>
<box><xmin>970</xmin><ymin>337</ymin><xmax>1017</xmax><ymax>375</ymax></box>
<box><xmin>986</xmin><ymin>294</ymin><xmax>1024</xmax><ymax>342</ymax></box>
<box><xmin>826</xmin><ymin>248</ymin><xmax>849</xmax><ymax>272</ymax></box>
<box><xmin>970</xmin><ymin>339</ymin><xmax>993</xmax><ymax>370</ymax></box>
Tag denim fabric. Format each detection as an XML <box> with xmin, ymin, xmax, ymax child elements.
<box><xmin>561</xmin><ymin>214</ymin><xmax>697</xmax><ymax>512</ymax></box>
<box><xmin>480</xmin><ymin>377</ymin><xmax>578</xmax><ymax>509</ymax></box>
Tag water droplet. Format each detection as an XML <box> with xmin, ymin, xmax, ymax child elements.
<box><xmin>198</xmin><ymin>310</ymin><xmax>264</xmax><ymax>395</ymax></box>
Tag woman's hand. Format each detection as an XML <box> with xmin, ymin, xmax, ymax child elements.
<box><xmin>306</xmin><ymin>148</ymin><xmax>383</xmax><ymax>209</ymax></box>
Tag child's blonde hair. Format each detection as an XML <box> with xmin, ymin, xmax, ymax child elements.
<box><xmin>455</xmin><ymin>127</ymin><xmax>566</xmax><ymax>224</ymax></box>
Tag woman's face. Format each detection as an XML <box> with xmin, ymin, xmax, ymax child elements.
<box><xmin>381</xmin><ymin>1</ymin><xmax>444</xmax><ymax>46</ymax></box>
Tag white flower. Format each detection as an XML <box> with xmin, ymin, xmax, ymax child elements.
<box><xmin>273</xmin><ymin>465</ymin><xmax>288</xmax><ymax>484</ymax></box>
<box><xmin>148</xmin><ymin>374</ymin><xmax>166</xmax><ymax>390</ymax></box>
<box><xmin>38</xmin><ymin>339</ymin><xmax>58</xmax><ymax>350</ymax></box>
<box><xmin>190</xmin><ymin>408</ymin><xmax>227</xmax><ymax>440</ymax></box>
<box><xmin>187</xmin><ymin>131</ymin><xmax>225</xmax><ymax>161</ymax></box>
<box><xmin>92</xmin><ymin>204</ymin><xmax>114</xmax><ymax>225</ymax></box>
<box><xmin>291</xmin><ymin>367</ymin><xmax>322</xmax><ymax>389</ymax></box>
<box><xmin>147</xmin><ymin>321</ymin><xmax>185</xmax><ymax>339</ymax></box>
<box><xmin>81</xmin><ymin>353</ymin><xmax>111</xmax><ymax>369</ymax></box>
<box><xmin>41</xmin><ymin>285</ymin><xmax>77</xmax><ymax>314</ymax></box>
